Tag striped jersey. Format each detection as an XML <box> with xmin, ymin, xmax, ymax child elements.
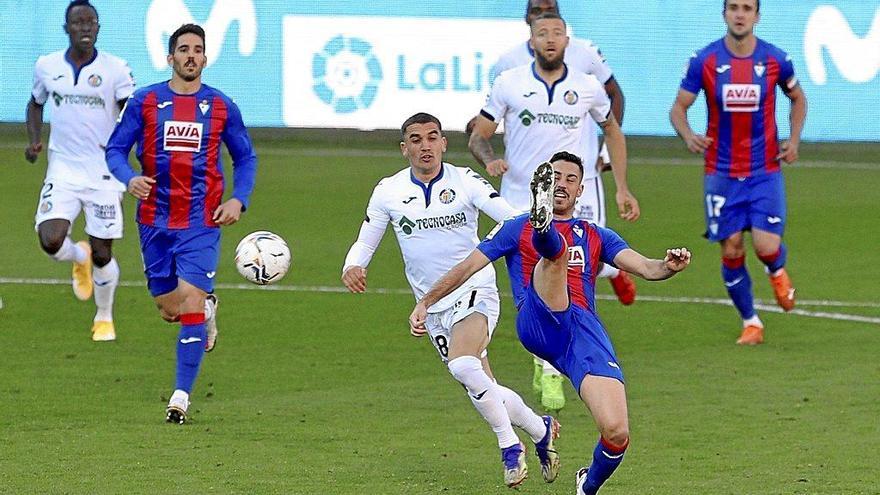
<box><xmin>106</xmin><ymin>81</ymin><xmax>257</xmax><ymax>229</ymax></box>
<box><xmin>477</xmin><ymin>215</ymin><xmax>629</xmax><ymax>313</ymax></box>
<box><xmin>680</xmin><ymin>37</ymin><xmax>797</xmax><ymax>177</ymax></box>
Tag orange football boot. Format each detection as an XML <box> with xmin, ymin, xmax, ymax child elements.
<box><xmin>609</xmin><ymin>271</ymin><xmax>636</xmax><ymax>306</ymax></box>
<box><xmin>769</xmin><ymin>268</ymin><xmax>795</xmax><ymax>312</ymax></box>
<box><xmin>736</xmin><ymin>325</ymin><xmax>764</xmax><ymax>345</ymax></box>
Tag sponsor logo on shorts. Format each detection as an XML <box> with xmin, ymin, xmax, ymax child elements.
<box><xmin>767</xmin><ymin>216</ymin><xmax>782</xmax><ymax>224</ymax></box>
<box><xmin>206</xmin><ymin>271</ymin><xmax>216</xmax><ymax>279</ymax></box>
<box><xmin>93</xmin><ymin>204</ymin><xmax>117</xmax><ymax>220</ymax></box>
<box><xmin>39</xmin><ymin>201</ymin><xmax>52</xmax><ymax>213</ymax></box>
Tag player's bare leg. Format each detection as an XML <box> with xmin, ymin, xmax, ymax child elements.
<box><xmin>752</xmin><ymin>228</ymin><xmax>795</xmax><ymax>312</ymax></box>
<box><xmin>448</xmin><ymin>314</ymin><xmax>529</xmax><ymax>487</ymax></box>
<box><xmin>89</xmin><ymin>236</ymin><xmax>118</xmax><ymax>341</ymax></box>
<box><xmin>38</xmin><ymin>219</ymin><xmax>94</xmax><ymax>301</ymax></box>
<box><xmin>720</xmin><ymin>233</ymin><xmax>763</xmax><ymax>345</ymax></box>
<box><xmin>576</xmin><ymin>375</ymin><xmax>630</xmax><ymax>495</ymax></box>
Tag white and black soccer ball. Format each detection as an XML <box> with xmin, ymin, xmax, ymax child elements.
<box><xmin>234</xmin><ymin>231</ymin><xmax>291</xmax><ymax>285</ymax></box>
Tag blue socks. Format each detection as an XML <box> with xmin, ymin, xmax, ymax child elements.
<box><xmin>582</xmin><ymin>437</ymin><xmax>629</xmax><ymax>493</ymax></box>
<box><xmin>175</xmin><ymin>313</ymin><xmax>207</xmax><ymax>393</ymax></box>
<box><xmin>531</xmin><ymin>226</ymin><xmax>565</xmax><ymax>260</ymax></box>
<box><xmin>721</xmin><ymin>256</ymin><xmax>755</xmax><ymax>319</ymax></box>
<box><xmin>757</xmin><ymin>243</ymin><xmax>787</xmax><ymax>274</ymax></box>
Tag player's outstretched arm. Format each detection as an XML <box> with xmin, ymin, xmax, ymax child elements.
<box><xmin>600</xmin><ymin>115</ymin><xmax>639</xmax><ymax>222</ymax></box>
<box><xmin>409</xmin><ymin>249</ymin><xmax>491</xmax><ymax>335</ymax></box>
<box><xmin>612</xmin><ymin>247</ymin><xmax>691</xmax><ymax>281</ymax></box>
<box><xmin>468</xmin><ymin>115</ymin><xmax>508</xmax><ymax>177</ymax></box>
<box><xmin>24</xmin><ymin>98</ymin><xmax>44</xmax><ymax>163</ymax></box>
<box><xmin>670</xmin><ymin>89</ymin><xmax>713</xmax><ymax>154</ymax></box>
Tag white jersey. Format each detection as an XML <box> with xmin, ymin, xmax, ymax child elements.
<box><xmin>355</xmin><ymin>163</ymin><xmax>517</xmax><ymax>313</ymax></box>
<box><xmin>481</xmin><ymin>63</ymin><xmax>611</xmax><ymax>210</ymax></box>
<box><xmin>31</xmin><ymin>49</ymin><xmax>135</xmax><ymax>191</ymax></box>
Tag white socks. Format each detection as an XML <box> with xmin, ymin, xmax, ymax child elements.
<box><xmin>598</xmin><ymin>262</ymin><xmax>620</xmax><ymax>279</ymax></box>
<box><xmin>743</xmin><ymin>315</ymin><xmax>763</xmax><ymax>328</ymax></box>
<box><xmin>93</xmin><ymin>258</ymin><xmax>119</xmax><ymax>322</ymax></box>
<box><xmin>448</xmin><ymin>356</ymin><xmax>519</xmax><ymax>448</ymax></box>
<box><xmin>52</xmin><ymin>237</ymin><xmax>87</xmax><ymax>263</ymax></box>
<box><xmin>495</xmin><ymin>384</ymin><xmax>548</xmax><ymax>443</ymax></box>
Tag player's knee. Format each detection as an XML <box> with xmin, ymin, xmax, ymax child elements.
<box><xmin>601</xmin><ymin>423</ymin><xmax>630</xmax><ymax>448</ymax></box>
<box><xmin>38</xmin><ymin>232</ymin><xmax>64</xmax><ymax>255</ymax></box>
<box><xmin>447</xmin><ymin>355</ymin><xmax>482</xmax><ymax>389</ymax></box>
<box><xmin>91</xmin><ymin>250</ymin><xmax>112</xmax><ymax>268</ymax></box>
<box><xmin>156</xmin><ymin>302</ymin><xmax>179</xmax><ymax>323</ymax></box>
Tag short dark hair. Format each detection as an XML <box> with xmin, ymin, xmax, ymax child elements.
<box><xmin>529</xmin><ymin>11</ymin><xmax>566</xmax><ymax>30</ymax></box>
<box><xmin>524</xmin><ymin>0</ymin><xmax>560</xmax><ymax>22</ymax></box>
<box><xmin>400</xmin><ymin>112</ymin><xmax>442</xmax><ymax>139</ymax></box>
<box><xmin>65</xmin><ymin>0</ymin><xmax>98</xmax><ymax>23</ymax></box>
<box><xmin>549</xmin><ymin>150</ymin><xmax>584</xmax><ymax>177</ymax></box>
<box><xmin>168</xmin><ymin>24</ymin><xmax>206</xmax><ymax>54</ymax></box>
<box><xmin>724</xmin><ymin>0</ymin><xmax>760</xmax><ymax>13</ymax></box>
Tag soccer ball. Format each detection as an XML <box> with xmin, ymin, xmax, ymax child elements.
<box><xmin>234</xmin><ymin>231</ymin><xmax>291</xmax><ymax>285</ymax></box>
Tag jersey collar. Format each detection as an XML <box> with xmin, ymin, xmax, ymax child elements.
<box><xmin>409</xmin><ymin>163</ymin><xmax>445</xmax><ymax>208</ymax></box>
<box><xmin>531</xmin><ymin>61</ymin><xmax>569</xmax><ymax>105</ymax></box>
<box><xmin>64</xmin><ymin>48</ymin><xmax>99</xmax><ymax>86</ymax></box>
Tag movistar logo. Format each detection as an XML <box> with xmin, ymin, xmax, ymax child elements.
<box><xmin>51</xmin><ymin>91</ymin><xmax>105</xmax><ymax>108</ymax></box>
<box><xmin>313</xmin><ymin>35</ymin><xmax>383</xmax><ymax>114</ymax></box>
<box><xmin>519</xmin><ymin>108</ymin><xmax>536</xmax><ymax>126</ymax></box>
<box><xmin>399</xmin><ymin>216</ymin><xmax>416</xmax><ymax>235</ymax></box>
<box><xmin>805</xmin><ymin>5</ymin><xmax>880</xmax><ymax>85</ymax></box>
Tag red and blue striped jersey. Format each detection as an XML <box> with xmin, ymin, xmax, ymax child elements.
<box><xmin>106</xmin><ymin>81</ymin><xmax>257</xmax><ymax>229</ymax></box>
<box><xmin>680</xmin><ymin>38</ymin><xmax>797</xmax><ymax>178</ymax></box>
<box><xmin>477</xmin><ymin>214</ymin><xmax>629</xmax><ymax>313</ymax></box>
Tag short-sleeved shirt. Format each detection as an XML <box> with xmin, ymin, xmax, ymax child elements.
<box><xmin>477</xmin><ymin>215</ymin><xmax>629</xmax><ymax>313</ymax></box>
<box><xmin>32</xmin><ymin>49</ymin><xmax>135</xmax><ymax>191</ymax></box>
<box><xmin>481</xmin><ymin>63</ymin><xmax>612</xmax><ymax>210</ymax></box>
<box><xmin>364</xmin><ymin>162</ymin><xmax>516</xmax><ymax>312</ymax></box>
<box><xmin>680</xmin><ymin>37</ymin><xmax>797</xmax><ymax>178</ymax></box>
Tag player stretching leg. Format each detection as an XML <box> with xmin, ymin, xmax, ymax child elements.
<box><xmin>670</xmin><ymin>0</ymin><xmax>807</xmax><ymax>344</ymax></box>
<box><xmin>412</xmin><ymin>153</ymin><xmax>690</xmax><ymax>493</ymax></box>
<box><xmin>25</xmin><ymin>0</ymin><xmax>135</xmax><ymax>341</ymax></box>
<box><xmin>106</xmin><ymin>24</ymin><xmax>257</xmax><ymax>423</ymax></box>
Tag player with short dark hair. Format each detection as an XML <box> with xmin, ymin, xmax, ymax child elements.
<box><xmin>25</xmin><ymin>0</ymin><xmax>135</xmax><ymax>342</ymax></box>
<box><xmin>106</xmin><ymin>23</ymin><xmax>258</xmax><ymax>423</ymax></box>
<box><xmin>670</xmin><ymin>0</ymin><xmax>806</xmax><ymax>345</ymax></box>
<box><xmin>411</xmin><ymin>154</ymin><xmax>690</xmax><ymax>494</ymax></box>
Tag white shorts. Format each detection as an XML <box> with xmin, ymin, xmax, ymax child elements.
<box><xmin>34</xmin><ymin>181</ymin><xmax>124</xmax><ymax>239</ymax></box>
<box><xmin>425</xmin><ymin>287</ymin><xmax>500</xmax><ymax>363</ymax></box>
<box><xmin>574</xmin><ymin>175</ymin><xmax>606</xmax><ymax>227</ymax></box>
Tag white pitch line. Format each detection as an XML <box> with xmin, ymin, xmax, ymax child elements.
<box><xmin>1</xmin><ymin>277</ymin><xmax>878</xmax><ymax>325</ymax></box>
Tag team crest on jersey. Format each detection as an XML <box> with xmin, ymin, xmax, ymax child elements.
<box><xmin>87</xmin><ymin>74</ymin><xmax>102</xmax><ymax>87</ymax></box>
<box><xmin>199</xmin><ymin>99</ymin><xmax>210</xmax><ymax>115</ymax></box>
<box><xmin>754</xmin><ymin>62</ymin><xmax>765</xmax><ymax>77</ymax></box>
<box><xmin>163</xmin><ymin>120</ymin><xmax>203</xmax><ymax>152</ymax></box>
<box><xmin>722</xmin><ymin>84</ymin><xmax>761</xmax><ymax>112</ymax></box>
<box><xmin>567</xmin><ymin>246</ymin><xmax>586</xmax><ymax>273</ymax></box>
<box><xmin>572</xmin><ymin>224</ymin><xmax>584</xmax><ymax>238</ymax></box>
<box><xmin>563</xmin><ymin>90</ymin><xmax>579</xmax><ymax>105</ymax></box>
<box><xmin>438</xmin><ymin>188</ymin><xmax>456</xmax><ymax>204</ymax></box>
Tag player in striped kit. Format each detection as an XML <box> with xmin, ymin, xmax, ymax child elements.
<box><xmin>411</xmin><ymin>153</ymin><xmax>690</xmax><ymax>494</ymax></box>
<box><xmin>106</xmin><ymin>24</ymin><xmax>258</xmax><ymax>423</ymax></box>
<box><xmin>25</xmin><ymin>0</ymin><xmax>135</xmax><ymax>342</ymax></box>
<box><xmin>670</xmin><ymin>0</ymin><xmax>807</xmax><ymax>345</ymax></box>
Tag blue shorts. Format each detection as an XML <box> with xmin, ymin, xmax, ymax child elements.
<box><xmin>138</xmin><ymin>224</ymin><xmax>221</xmax><ymax>297</ymax></box>
<box><xmin>703</xmin><ymin>172</ymin><xmax>786</xmax><ymax>242</ymax></box>
<box><xmin>515</xmin><ymin>284</ymin><xmax>624</xmax><ymax>390</ymax></box>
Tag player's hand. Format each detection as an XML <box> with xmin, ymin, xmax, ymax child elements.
<box><xmin>485</xmin><ymin>159</ymin><xmax>509</xmax><ymax>177</ymax></box>
<box><xmin>341</xmin><ymin>266</ymin><xmax>368</xmax><ymax>293</ymax></box>
<box><xmin>127</xmin><ymin>175</ymin><xmax>156</xmax><ymax>201</ymax></box>
<box><xmin>664</xmin><ymin>247</ymin><xmax>691</xmax><ymax>272</ymax></box>
<box><xmin>409</xmin><ymin>302</ymin><xmax>429</xmax><ymax>337</ymax></box>
<box><xmin>776</xmin><ymin>140</ymin><xmax>799</xmax><ymax>164</ymax></box>
<box><xmin>24</xmin><ymin>142</ymin><xmax>43</xmax><ymax>163</ymax></box>
<box><xmin>684</xmin><ymin>134</ymin><xmax>713</xmax><ymax>154</ymax></box>
<box><xmin>615</xmin><ymin>189</ymin><xmax>640</xmax><ymax>222</ymax></box>
<box><xmin>213</xmin><ymin>198</ymin><xmax>244</xmax><ymax>225</ymax></box>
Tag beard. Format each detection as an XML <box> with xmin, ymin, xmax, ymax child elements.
<box><xmin>174</xmin><ymin>63</ymin><xmax>201</xmax><ymax>82</ymax></box>
<box><xmin>535</xmin><ymin>50</ymin><xmax>564</xmax><ymax>71</ymax></box>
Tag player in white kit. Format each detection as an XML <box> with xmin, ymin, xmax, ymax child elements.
<box><xmin>342</xmin><ymin>113</ymin><xmax>561</xmax><ymax>488</ymax></box>
<box><xmin>25</xmin><ymin>0</ymin><xmax>135</xmax><ymax>341</ymax></box>
<box><xmin>469</xmin><ymin>12</ymin><xmax>641</xmax><ymax>412</ymax></box>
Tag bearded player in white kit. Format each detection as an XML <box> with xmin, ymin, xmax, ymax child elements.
<box><xmin>469</xmin><ymin>12</ymin><xmax>640</xmax><ymax>412</ymax></box>
<box><xmin>25</xmin><ymin>0</ymin><xmax>135</xmax><ymax>341</ymax></box>
<box><xmin>342</xmin><ymin>113</ymin><xmax>562</xmax><ymax>488</ymax></box>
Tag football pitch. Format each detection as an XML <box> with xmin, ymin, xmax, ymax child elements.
<box><xmin>0</xmin><ymin>125</ymin><xmax>878</xmax><ymax>494</ymax></box>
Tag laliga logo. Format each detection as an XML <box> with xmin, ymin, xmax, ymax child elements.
<box><xmin>804</xmin><ymin>6</ymin><xmax>880</xmax><ymax>85</ymax></box>
<box><xmin>145</xmin><ymin>0</ymin><xmax>257</xmax><ymax>70</ymax></box>
<box><xmin>312</xmin><ymin>35</ymin><xmax>383</xmax><ymax>114</ymax></box>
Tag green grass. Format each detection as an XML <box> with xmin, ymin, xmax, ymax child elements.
<box><xmin>0</xmin><ymin>125</ymin><xmax>879</xmax><ymax>494</ymax></box>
